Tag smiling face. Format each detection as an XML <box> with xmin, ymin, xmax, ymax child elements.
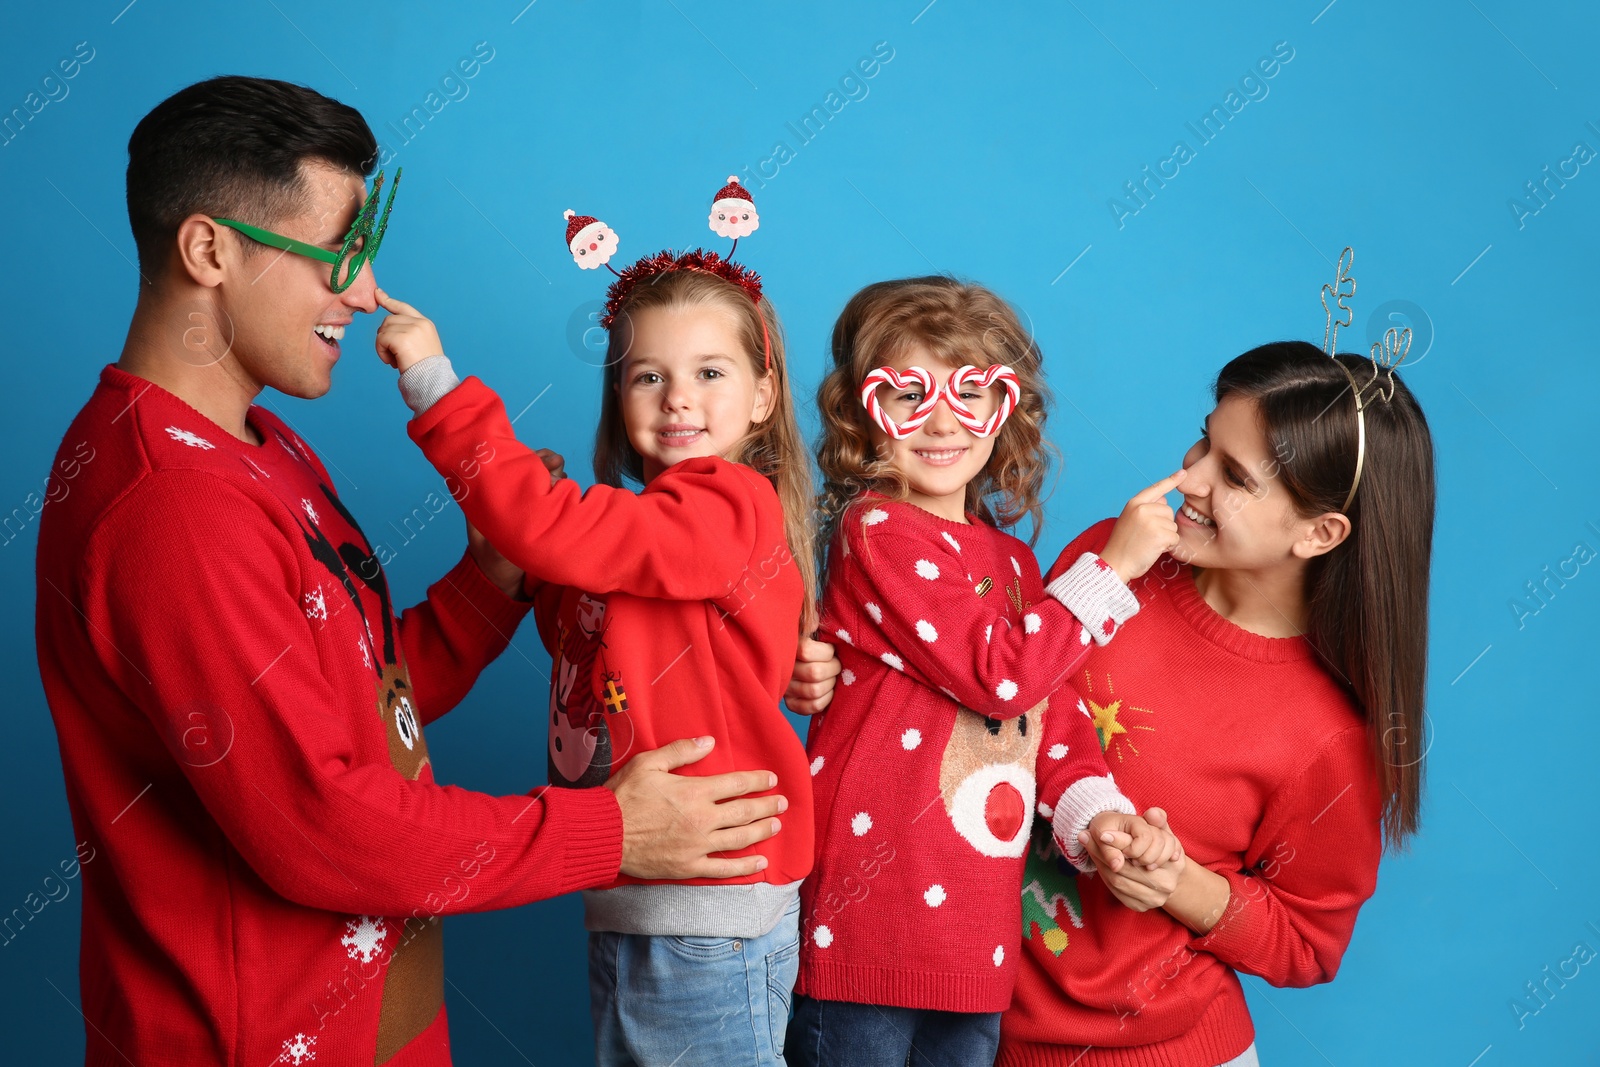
<box><xmin>871</xmin><ymin>345</ymin><xmax>1001</xmax><ymax>522</ymax></box>
<box><xmin>614</xmin><ymin>303</ymin><xmax>775</xmax><ymax>483</ymax></box>
<box><xmin>211</xmin><ymin>158</ymin><xmax>379</xmax><ymax>400</ymax></box>
<box><xmin>1174</xmin><ymin>393</ymin><xmax>1345</xmax><ymax>571</ymax></box>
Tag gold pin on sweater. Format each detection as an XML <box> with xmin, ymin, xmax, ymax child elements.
<box><xmin>975</xmin><ymin>577</ymin><xmax>993</xmax><ymax>598</ymax></box>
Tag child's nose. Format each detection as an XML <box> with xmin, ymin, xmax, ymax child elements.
<box><xmin>923</xmin><ymin>398</ymin><xmax>961</xmax><ymax>434</ymax></box>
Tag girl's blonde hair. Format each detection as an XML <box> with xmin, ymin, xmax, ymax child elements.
<box><xmin>594</xmin><ymin>269</ymin><xmax>818</xmax><ymax>633</ymax></box>
<box><xmin>816</xmin><ymin>276</ymin><xmax>1055</xmax><ymax>560</ymax></box>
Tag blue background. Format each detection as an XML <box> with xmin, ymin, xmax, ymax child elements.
<box><xmin>4</xmin><ymin>1</ymin><xmax>1597</xmax><ymax>1063</ymax></box>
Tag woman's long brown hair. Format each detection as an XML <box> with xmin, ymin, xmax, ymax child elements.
<box><xmin>815</xmin><ymin>276</ymin><xmax>1056</xmax><ymax>577</ymax></box>
<box><xmin>593</xmin><ymin>269</ymin><xmax>818</xmax><ymax>633</ymax></box>
<box><xmin>1216</xmin><ymin>341</ymin><xmax>1435</xmax><ymax>851</ymax></box>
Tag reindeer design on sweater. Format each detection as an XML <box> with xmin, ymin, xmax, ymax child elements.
<box><xmin>938</xmin><ymin>698</ymin><xmax>1047</xmax><ymax>858</ymax></box>
<box><xmin>292</xmin><ymin>477</ymin><xmax>441</xmax><ymax>1063</ymax></box>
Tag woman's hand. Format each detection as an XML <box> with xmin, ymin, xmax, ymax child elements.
<box><xmin>374</xmin><ymin>289</ymin><xmax>445</xmax><ymax>373</ymax></box>
<box><xmin>1081</xmin><ymin>806</ymin><xmax>1187</xmax><ymax>912</ymax></box>
<box><xmin>785</xmin><ymin>636</ymin><xmax>840</xmax><ymax>715</ymax></box>
<box><xmin>1098</xmin><ymin>470</ymin><xmax>1187</xmax><ymax>583</ymax></box>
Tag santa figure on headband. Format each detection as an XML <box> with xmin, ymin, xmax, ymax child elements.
<box><xmin>563</xmin><ymin>209</ymin><xmax>619</xmax><ymax>269</ymax></box>
<box><xmin>708</xmin><ymin>176</ymin><xmax>759</xmax><ymax>241</ymax></box>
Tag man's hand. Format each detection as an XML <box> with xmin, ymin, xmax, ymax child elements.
<box><xmin>374</xmin><ymin>289</ymin><xmax>445</xmax><ymax>373</ymax></box>
<box><xmin>604</xmin><ymin>737</ymin><xmax>787</xmax><ymax>880</ymax></box>
<box><xmin>536</xmin><ymin>447</ymin><xmax>566</xmax><ymax>483</ymax></box>
<box><xmin>785</xmin><ymin>636</ymin><xmax>840</xmax><ymax>716</ymax></box>
<box><xmin>1097</xmin><ymin>470</ymin><xmax>1187</xmax><ymax>584</ymax></box>
<box><xmin>465</xmin><ymin>521</ymin><xmax>525</xmax><ymax>601</ymax></box>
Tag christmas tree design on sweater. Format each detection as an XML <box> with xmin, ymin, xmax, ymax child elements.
<box><xmin>1021</xmin><ymin>669</ymin><xmax>1155</xmax><ymax>957</ymax></box>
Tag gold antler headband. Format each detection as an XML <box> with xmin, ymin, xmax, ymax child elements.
<box><xmin>1320</xmin><ymin>246</ymin><xmax>1411</xmax><ymax>512</ymax></box>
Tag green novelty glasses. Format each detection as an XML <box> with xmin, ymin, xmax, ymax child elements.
<box><xmin>214</xmin><ymin>168</ymin><xmax>401</xmax><ymax>293</ymax></box>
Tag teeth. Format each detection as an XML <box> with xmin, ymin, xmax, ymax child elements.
<box><xmin>1181</xmin><ymin>502</ymin><xmax>1215</xmax><ymax>527</ymax></box>
<box><xmin>915</xmin><ymin>449</ymin><xmax>963</xmax><ymax>461</ymax></box>
<box><xmin>661</xmin><ymin>430</ymin><xmax>701</xmax><ymax>439</ymax></box>
<box><xmin>313</xmin><ymin>324</ymin><xmax>345</xmax><ymax>341</ymax></box>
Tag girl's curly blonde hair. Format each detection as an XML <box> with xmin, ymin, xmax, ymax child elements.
<box><xmin>815</xmin><ymin>276</ymin><xmax>1056</xmax><ymax>564</ymax></box>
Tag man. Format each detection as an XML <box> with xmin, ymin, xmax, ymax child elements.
<box><xmin>34</xmin><ymin>75</ymin><xmax>786</xmax><ymax>1066</ymax></box>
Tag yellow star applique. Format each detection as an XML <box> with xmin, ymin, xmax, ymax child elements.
<box><xmin>1077</xmin><ymin>683</ymin><xmax>1154</xmax><ymax>761</ymax></box>
<box><xmin>1087</xmin><ymin>697</ymin><xmax>1127</xmax><ymax>748</ymax></box>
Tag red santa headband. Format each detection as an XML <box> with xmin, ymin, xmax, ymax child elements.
<box><xmin>561</xmin><ymin>176</ymin><xmax>770</xmax><ymax>368</ymax></box>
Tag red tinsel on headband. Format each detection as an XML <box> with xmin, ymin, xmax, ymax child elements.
<box><xmin>601</xmin><ymin>249</ymin><xmax>765</xmax><ymax>328</ymax></box>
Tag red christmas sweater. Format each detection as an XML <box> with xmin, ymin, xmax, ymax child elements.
<box><xmin>796</xmin><ymin>498</ymin><xmax>1143</xmax><ymax>1014</ymax></box>
<box><xmin>406</xmin><ymin>376</ymin><xmax>814</xmax><ymax>892</ymax></box>
<box><xmin>34</xmin><ymin>365</ymin><xmax>623</xmax><ymax>1067</ymax></box>
<box><xmin>998</xmin><ymin>520</ymin><xmax>1385</xmax><ymax>1067</ymax></box>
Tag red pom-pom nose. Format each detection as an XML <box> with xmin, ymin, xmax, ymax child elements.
<box><xmin>984</xmin><ymin>782</ymin><xmax>1025</xmax><ymax>843</ymax></box>
<box><xmin>589</xmin><ymin>242</ymin><xmax>599</xmax><ymax>251</ymax></box>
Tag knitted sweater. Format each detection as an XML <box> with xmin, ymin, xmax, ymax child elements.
<box><xmin>998</xmin><ymin>520</ymin><xmax>1384</xmax><ymax>1067</ymax></box>
<box><xmin>796</xmin><ymin>498</ymin><xmax>1143</xmax><ymax>1014</ymax></box>
<box><xmin>33</xmin><ymin>365</ymin><xmax>624</xmax><ymax>1067</ymax></box>
<box><xmin>405</xmin><ymin>374</ymin><xmax>814</xmax><ymax>933</ymax></box>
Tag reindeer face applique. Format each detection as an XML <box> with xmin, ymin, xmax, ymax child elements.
<box><xmin>377</xmin><ymin>663</ymin><xmax>427</xmax><ymax>781</ymax></box>
<box><xmin>296</xmin><ymin>483</ymin><xmax>432</xmax><ymax>782</ymax></box>
<box><xmin>937</xmin><ymin>697</ymin><xmax>1046</xmax><ymax>858</ymax></box>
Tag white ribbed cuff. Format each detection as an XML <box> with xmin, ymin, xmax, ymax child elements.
<box><xmin>399</xmin><ymin>354</ymin><xmax>460</xmax><ymax>415</ymax></box>
<box><xmin>1052</xmin><ymin>774</ymin><xmax>1137</xmax><ymax>873</ymax></box>
<box><xmin>1046</xmin><ymin>552</ymin><xmax>1140</xmax><ymax>646</ymax></box>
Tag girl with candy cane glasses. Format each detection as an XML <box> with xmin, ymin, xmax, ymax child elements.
<box><xmin>788</xmin><ymin>277</ymin><xmax>1184</xmax><ymax>1066</ymax></box>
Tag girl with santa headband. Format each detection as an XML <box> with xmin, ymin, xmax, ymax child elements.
<box><xmin>379</xmin><ymin>177</ymin><xmax>819</xmax><ymax>1066</ymax></box>
<box><xmin>787</xmin><ymin>277</ymin><xmax>1184</xmax><ymax>1066</ymax></box>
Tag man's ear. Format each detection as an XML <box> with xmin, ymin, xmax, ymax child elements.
<box><xmin>174</xmin><ymin>214</ymin><xmax>229</xmax><ymax>289</ymax></box>
<box><xmin>1292</xmin><ymin>510</ymin><xmax>1352</xmax><ymax>560</ymax></box>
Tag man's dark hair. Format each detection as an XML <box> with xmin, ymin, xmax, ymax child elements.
<box><xmin>126</xmin><ymin>75</ymin><xmax>377</xmax><ymax>281</ymax></box>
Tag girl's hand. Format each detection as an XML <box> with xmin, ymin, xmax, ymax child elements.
<box><xmin>1081</xmin><ymin>806</ymin><xmax>1187</xmax><ymax>912</ymax></box>
<box><xmin>375</xmin><ymin>288</ymin><xmax>445</xmax><ymax>374</ymax></box>
<box><xmin>785</xmin><ymin>636</ymin><xmax>840</xmax><ymax>715</ymax></box>
<box><xmin>1098</xmin><ymin>470</ymin><xmax>1187</xmax><ymax>583</ymax></box>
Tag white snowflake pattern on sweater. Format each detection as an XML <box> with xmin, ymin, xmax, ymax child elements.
<box><xmin>341</xmin><ymin>915</ymin><xmax>387</xmax><ymax>964</ymax></box>
<box><xmin>278</xmin><ymin>1031</ymin><xmax>316</xmax><ymax>1064</ymax></box>
<box><xmin>164</xmin><ymin>426</ymin><xmax>215</xmax><ymax>450</ymax></box>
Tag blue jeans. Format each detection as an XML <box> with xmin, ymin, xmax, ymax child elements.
<box><xmin>785</xmin><ymin>995</ymin><xmax>1001</xmax><ymax>1067</ymax></box>
<box><xmin>588</xmin><ymin>895</ymin><xmax>801</xmax><ymax>1066</ymax></box>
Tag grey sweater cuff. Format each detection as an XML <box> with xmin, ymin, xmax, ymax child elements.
<box><xmin>398</xmin><ymin>354</ymin><xmax>460</xmax><ymax>415</ymax></box>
